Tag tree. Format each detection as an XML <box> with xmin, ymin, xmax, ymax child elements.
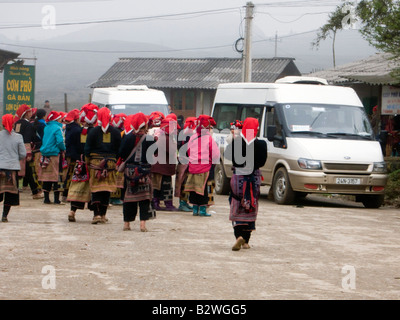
<box><xmin>312</xmin><ymin>2</ymin><xmax>354</xmax><ymax>68</ymax></box>
<box><xmin>357</xmin><ymin>0</ymin><xmax>400</xmax><ymax>77</ymax></box>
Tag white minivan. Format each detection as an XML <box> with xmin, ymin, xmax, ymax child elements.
<box><xmin>91</xmin><ymin>85</ymin><xmax>169</xmax><ymax>116</ymax></box>
<box><xmin>211</xmin><ymin>81</ymin><xmax>387</xmax><ymax>208</ymax></box>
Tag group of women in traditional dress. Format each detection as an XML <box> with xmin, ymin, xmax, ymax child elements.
<box><xmin>0</xmin><ymin>102</ymin><xmax>267</xmax><ymax>251</ymax></box>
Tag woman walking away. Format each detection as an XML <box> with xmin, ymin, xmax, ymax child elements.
<box><xmin>13</xmin><ymin>104</ymin><xmax>43</xmax><ymax>199</ymax></box>
<box><xmin>175</xmin><ymin>116</ymin><xmax>196</xmax><ymax>212</ymax></box>
<box><xmin>184</xmin><ymin>115</ymin><xmax>220</xmax><ymax>217</ymax></box>
<box><xmin>0</xmin><ymin>114</ymin><xmax>27</xmax><ymax>222</ymax></box>
<box><xmin>151</xmin><ymin>114</ymin><xmax>179</xmax><ymax>211</ymax></box>
<box><xmin>62</xmin><ymin>109</ymin><xmax>82</xmax><ymax>203</ymax></box>
<box><xmin>66</xmin><ymin>103</ymin><xmax>98</xmax><ymax>222</ymax></box>
<box><xmin>84</xmin><ymin>107</ymin><xmax>121</xmax><ymax>224</ymax></box>
<box><xmin>39</xmin><ymin>111</ymin><xmax>66</xmax><ymax>205</ymax></box>
<box><xmin>225</xmin><ymin>117</ymin><xmax>267</xmax><ymax>251</ymax></box>
<box><xmin>118</xmin><ymin>112</ymin><xmax>156</xmax><ymax>231</ymax></box>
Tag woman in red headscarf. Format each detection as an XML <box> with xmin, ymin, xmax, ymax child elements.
<box><xmin>13</xmin><ymin>104</ymin><xmax>43</xmax><ymax>200</ymax></box>
<box><xmin>225</xmin><ymin>117</ymin><xmax>267</xmax><ymax>251</ymax></box>
<box><xmin>84</xmin><ymin>107</ymin><xmax>122</xmax><ymax>224</ymax></box>
<box><xmin>0</xmin><ymin>114</ymin><xmax>27</xmax><ymax>222</ymax></box>
<box><xmin>118</xmin><ymin>112</ymin><xmax>156</xmax><ymax>231</ymax></box>
<box><xmin>184</xmin><ymin>115</ymin><xmax>220</xmax><ymax>216</ymax></box>
<box><xmin>150</xmin><ymin>113</ymin><xmax>179</xmax><ymax>211</ymax></box>
<box><xmin>175</xmin><ymin>116</ymin><xmax>196</xmax><ymax>212</ymax></box>
<box><xmin>61</xmin><ymin>109</ymin><xmax>82</xmax><ymax>208</ymax></box>
<box><xmin>38</xmin><ymin>111</ymin><xmax>66</xmax><ymax>205</ymax></box>
<box><xmin>66</xmin><ymin>104</ymin><xmax>98</xmax><ymax>222</ymax></box>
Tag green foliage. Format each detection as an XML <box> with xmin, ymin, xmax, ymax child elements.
<box><xmin>357</xmin><ymin>0</ymin><xmax>400</xmax><ymax>54</ymax></box>
<box><xmin>357</xmin><ymin>0</ymin><xmax>400</xmax><ymax>80</ymax></box>
<box><xmin>312</xmin><ymin>2</ymin><xmax>355</xmax><ymax>67</ymax></box>
<box><xmin>384</xmin><ymin>169</ymin><xmax>400</xmax><ymax>206</ymax></box>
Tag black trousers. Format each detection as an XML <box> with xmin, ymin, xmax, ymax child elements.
<box><xmin>234</xmin><ymin>225</ymin><xmax>252</xmax><ymax>243</ymax></box>
<box><xmin>0</xmin><ymin>192</ymin><xmax>19</xmax><ymax>206</ymax></box>
<box><xmin>42</xmin><ymin>181</ymin><xmax>59</xmax><ymax>193</ymax></box>
<box><xmin>91</xmin><ymin>191</ymin><xmax>110</xmax><ymax>216</ymax></box>
<box><xmin>123</xmin><ymin>200</ymin><xmax>151</xmax><ymax>222</ymax></box>
<box><xmin>18</xmin><ymin>162</ymin><xmax>40</xmax><ymax>195</ymax></box>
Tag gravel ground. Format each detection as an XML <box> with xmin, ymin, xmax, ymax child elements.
<box><xmin>0</xmin><ymin>187</ymin><xmax>400</xmax><ymax>301</ymax></box>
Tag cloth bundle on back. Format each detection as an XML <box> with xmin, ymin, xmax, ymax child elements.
<box><xmin>84</xmin><ymin>107</ymin><xmax>122</xmax><ymax>224</ymax></box>
<box><xmin>225</xmin><ymin>117</ymin><xmax>267</xmax><ymax>251</ymax></box>
<box><xmin>118</xmin><ymin>112</ymin><xmax>156</xmax><ymax>232</ymax></box>
<box><xmin>66</xmin><ymin>103</ymin><xmax>99</xmax><ymax>222</ymax></box>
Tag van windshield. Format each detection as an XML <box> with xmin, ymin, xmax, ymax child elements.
<box><xmin>108</xmin><ymin>104</ymin><xmax>169</xmax><ymax>116</ymax></box>
<box><xmin>280</xmin><ymin>103</ymin><xmax>374</xmax><ymax>139</ymax></box>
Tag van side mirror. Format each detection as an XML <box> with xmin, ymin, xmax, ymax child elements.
<box><xmin>267</xmin><ymin>125</ymin><xmax>276</xmax><ymax>141</ymax></box>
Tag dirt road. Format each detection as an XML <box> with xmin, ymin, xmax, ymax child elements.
<box><xmin>0</xmin><ymin>187</ymin><xmax>399</xmax><ymax>300</ymax></box>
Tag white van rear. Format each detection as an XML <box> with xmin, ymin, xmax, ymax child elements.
<box><xmin>211</xmin><ymin>82</ymin><xmax>387</xmax><ymax>208</ymax></box>
<box><xmin>91</xmin><ymin>85</ymin><xmax>169</xmax><ymax>116</ymax></box>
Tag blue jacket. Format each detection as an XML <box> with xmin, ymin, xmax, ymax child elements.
<box><xmin>40</xmin><ymin>121</ymin><xmax>66</xmax><ymax>156</ymax></box>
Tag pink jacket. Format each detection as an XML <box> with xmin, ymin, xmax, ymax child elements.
<box><xmin>187</xmin><ymin>130</ymin><xmax>220</xmax><ymax>174</ymax></box>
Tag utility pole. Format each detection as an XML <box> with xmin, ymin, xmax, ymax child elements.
<box><xmin>242</xmin><ymin>1</ymin><xmax>254</xmax><ymax>82</ymax></box>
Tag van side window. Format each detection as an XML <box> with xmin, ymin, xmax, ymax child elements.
<box><xmin>213</xmin><ymin>104</ymin><xmax>240</xmax><ymax>131</ymax></box>
<box><xmin>265</xmin><ymin>107</ymin><xmax>285</xmax><ymax>148</ymax></box>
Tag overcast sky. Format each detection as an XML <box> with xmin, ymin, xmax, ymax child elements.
<box><xmin>0</xmin><ymin>0</ymin><xmax>344</xmax><ymax>42</ymax></box>
<box><xmin>0</xmin><ymin>0</ymin><xmax>376</xmax><ymax>74</ymax></box>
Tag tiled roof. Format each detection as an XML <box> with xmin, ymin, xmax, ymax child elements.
<box><xmin>90</xmin><ymin>57</ymin><xmax>300</xmax><ymax>89</ymax></box>
<box><xmin>308</xmin><ymin>52</ymin><xmax>400</xmax><ymax>85</ymax></box>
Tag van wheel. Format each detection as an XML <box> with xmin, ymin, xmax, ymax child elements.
<box><xmin>214</xmin><ymin>164</ymin><xmax>230</xmax><ymax>195</ymax></box>
<box><xmin>358</xmin><ymin>194</ymin><xmax>385</xmax><ymax>208</ymax></box>
<box><xmin>272</xmin><ymin>167</ymin><xmax>296</xmax><ymax>205</ymax></box>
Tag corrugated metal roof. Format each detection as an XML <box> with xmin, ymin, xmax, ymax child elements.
<box><xmin>0</xmin><ymin>48</ymin><xmax>20</xmax><ymax>72</ymax></box>
<box><xmin>89</xmin><ymin>57</ymin><xmax>300</xmax><ymax>89</ymax></box>
<box><xmin>308</xmin><ymin>52</ymin><xmax>400</xmax><ymax>85</ymax></box>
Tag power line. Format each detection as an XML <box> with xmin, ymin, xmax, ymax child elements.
<box><xmin>256</xmin><ymin>11</ymin><xmax>331</xmax><ymax>24</ymax></box>
<box><xmin>0</xmin><ymin>29</ymin><xmax>320</xmax><ymax>55</ymax></box>
<box><xmin>255</xmin><ymin>0</ymin><xmax>341</xmax><ymax>7</ymax></box>
<box><xmin>0</xmin><ymin>7</ymin><xmax>242</xmax><ymax>30</ymax></box>
<box><xmin>0</xmin><ymin>1</ymin><xmax>342</xmax><ymax>30</ymax></box>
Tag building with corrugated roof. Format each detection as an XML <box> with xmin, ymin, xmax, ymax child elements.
<box><xmin>0</xmin><ymin>48</ymin><xmax>20</xmax><ymax>73</ymax></box>
<box><xmin>309</xmin><ymin>52</ymin><xmax>400</xmax><ymax>114</ymax></box>
<box><xmin>310</xmin><ymin>52</ymin><xmax>400</xmax><ymax>157</ymax></box>
<box><xmin>89</xmin><ymin>57</ymin><xmax>301</xmax><ymax>118</ymax></box>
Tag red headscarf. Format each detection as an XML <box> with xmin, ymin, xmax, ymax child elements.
<box><xmin>97</xmin><ymin>107</ymin><xmax>112</xmax><ymax>133</ymax></box>
<box><xmin>65</xmin><ymin>109</ymin><xmax>80</xmax><ymax>123</ymax></box>
<box><xmin>112</xmin><ymin>113</ymin><xmax>127</xmax><ymax>129</ymax></box>
<box><xmin>241</xmin><ymin>117</ymin><xmax>259</xmax><ymax>145</ymax></box>
<box><xmin>80</xmin><ymin>103</ymin><xmax>99</xmax><ymax>125</ymax></box>
<box><xmin>46</xmin><ymin>111</ymin><xmax>61</xmax><ymax>122</ymax></box>
<box><xmin>123</xmin><ymin>114</ymin><xmax>134</xmax><ymax>134</ymax></box>
<box><xmin>16</xmin><ymin>104</ymin><xmax>31</xmax><ymax>119</ymax></box>
<box><xmin>160</xmin><ymin>113</ymin><xmax>181</xmax><ymax>134</ymax></box>
<box><xmin>31</xmin><ymin>108</ymin><xmax>37</xmax><ymax>119</ymax></box>
<box><xmin>2</xmin><ymin>114</ymin><xmax>14</xmax><ymax>134</ymax></box>
<box><xmin>230</xmin><ymin>120</ymin><xmax>243</xmax><ymax>130</ymax></box>
<box><xmin>149</xmin><ymin>111</ymin><xmax>165</xmax><ymax>127</ymax></box>
<box><xmin>196</xmin><ymin>115</ymin><xmax>216</xmax><ymax>130</ymax></box>
<box><xmin>130</xmin><ymin>112</ymin><xmax>148</xmax><ymax>133</ymax></box>
<box><xmin>184</xmin><ymin>117</ymin><xmax>197</xmax><ymax>130</ymax></box>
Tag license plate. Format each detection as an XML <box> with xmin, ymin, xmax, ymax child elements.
<box><xmin>335</xmin><ymin>178</ymin><xmax>361</xmax><ymax>185</ymax></box>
